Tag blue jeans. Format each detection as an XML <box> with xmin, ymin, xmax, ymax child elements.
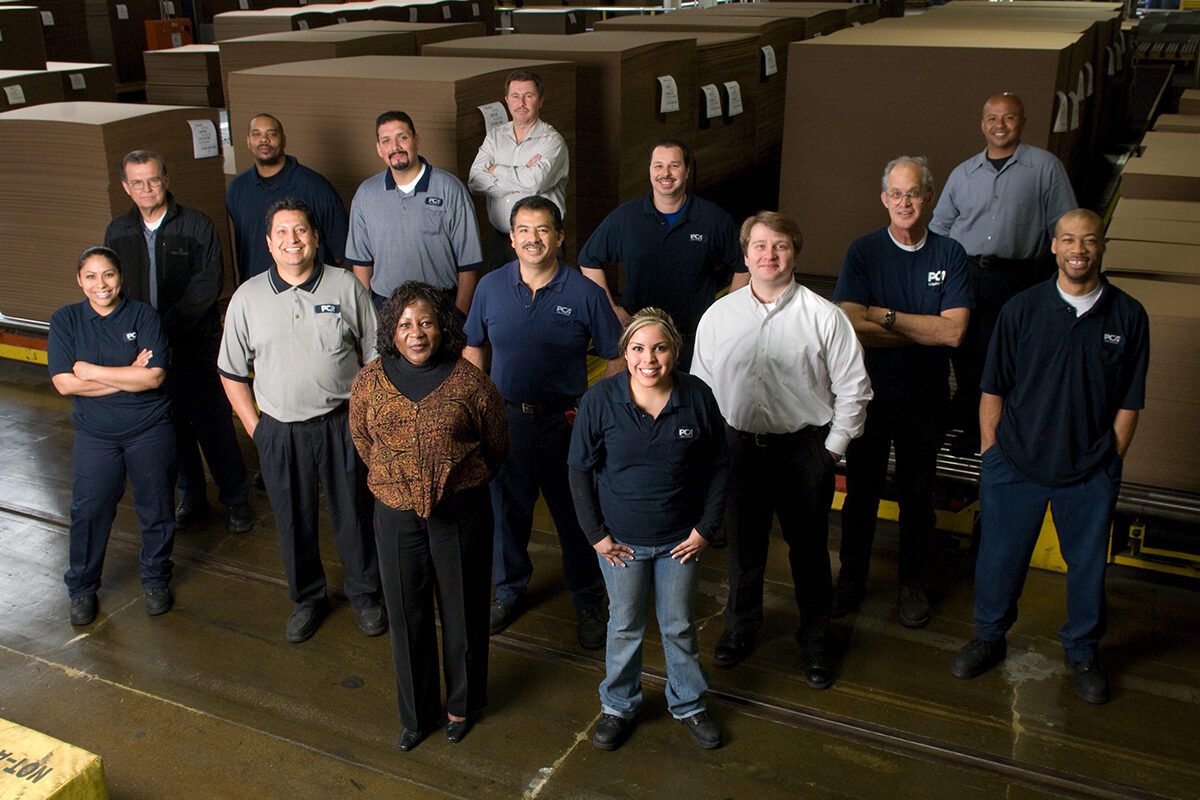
<box><xmin>598</xmin><ymin>536</ymin><xmax>708</xmax><ymax>720</ymax></box>
<box><xmin>975</xmin><ymin>447</ymin><xmax>1121</xmax><ymax>661</ymax></box>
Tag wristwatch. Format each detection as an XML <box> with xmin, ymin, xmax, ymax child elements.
<box><xmin>882</xmin><ymin>308</ymin><xmax>897</xmax><ymax>329</ymax></box>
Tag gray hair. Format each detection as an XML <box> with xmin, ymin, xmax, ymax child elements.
<box><xmin>881</xmin><ymin>156</ymin><xmax>934</xmax><ymax>194</ymax></box>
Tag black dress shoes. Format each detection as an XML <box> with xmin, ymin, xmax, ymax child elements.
<box><xmin>397</xmin><ymin>729</ymin><xmax>425</xmax><ymax>752</ymax></box>
<box><xmin>446</xmin><ymin>719</ymin><xmax>472</xmax><ymax>743</ymax></box>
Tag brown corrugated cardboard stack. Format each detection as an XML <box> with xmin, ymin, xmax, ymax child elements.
<box><xmin>224</xmin><ymin>54</ymin><xmax>576</xmax><ymax>244</ymax></box>
<box><xmin>0</xmin><ymin>101</ymin><xmax>229</xmax><ymax>322</ymax></box>
<box><xmin>0</xmin><ymin>68</ymin><xmax>65</xmax><ymax>109</ymax></box>
<box><xmin>1153</xmin><ymin>115</ymin><xmax>1200</xmax><ymax>134</ymax></box>
<box><xmin>0</xmin><ymin>5</ymin><xmax>47</xmax><ymax>69</ymax></box>
<box><xmin>84</xmin><ymin>0</ymin><xmax>157</xmax><ymax>83</ymax></box>
<box><xmin>11</xmin><ymin>0</ymin><xmax>90</xmax><ymax>61</ymax></box>
<box><xmin>1180</xmin><ymin>89</ymin><xmax>1200</xmax><ymax>116</ymax></box>
<box><xmin>1108</xmin><ymin>277</ymin><xmax>1200</xmax><ymax>493</ymax></box>
<box><xmin>218</xmin><ymin>28</ymin><xmax>422</xmax><ymax>105</ymax></box>
<box><xmin>1122</xmin><ymin>131</ymin><xmax>1200</xmax><ymax>203</ymax></box>
<box><xmin>144</xmin><ymin>44</ymin><xmax>223</xmax><ymax>106</ymax></box>
<box><xmin>44</xmin><ymin>60</ymin><xmax>115</xmax><ymax>100</ymax></box>
<box><xmin>213</xmin><ymin>7</ymin><xmax>339</xmax><ymax>40</ymax></box>
<box><xmin>422</xmin><ymin>32</ymin><xmax>697</xmax><ymax>247</ymax></box>
<box><xmin>327</xmin><ymin>18</ymin><xmax>484</xmax><ymax>41</ymax></box>
<box><xmin>781</xmin><ymin>23</ymin><xmax>1098</xmax><ymax>275</ymax></box>
<box><xmin>213</xmin><ymin>0</ymin><xmax>489</xmax><ymax>40</ymax></box>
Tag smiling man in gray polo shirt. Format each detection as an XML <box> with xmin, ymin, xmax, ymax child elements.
<box><xmin>345</xmin><ymin>110</ymin><xmax>484</xmax><ymax>315</ymax></box>
<box><xmin>219</xmin><ymin>197</ymin><xmax>384</xmax><ymax>644</ymax></box>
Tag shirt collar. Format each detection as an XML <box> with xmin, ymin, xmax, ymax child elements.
<box><xmin>253</xmin><ymin>155</ymin><xmax>298</xmax><ymax>186</ymax></box>
<box><xmin>505</xmin><ymin>259</ymin><xmax>568</xmax><ymax>294</ymax></box>
<box><xmin>968</xmin><ymin>142</ymin><xmax>1030</xmax><ymax>174</ymax></box>
<box><xmin>639</xmin><ymin>192</ymin><xmax>691</xmax><ymax>222</ymax></box>
<box><xmin>615</xmin><ymin>371</ymin><xmax>682</xmax><ymax>413</ymax></box>
<box><xmin>383</xmin><ymin>157</ymin><xmax>432</xmax><ymax>192</ymax></box>
<box><xmin>268</xmin><ymin>262</ymin><xmax>324</xmax><ymax>294</ymax></box>
<box><xmin>83</xmin><ymin>296</ymin><xmax>125</xmax><ymax>321</ymax></box>
<box><xmin>747</xmin><ymin>277</ymin><xmax>799</xmax><ymax>312</ymax></box>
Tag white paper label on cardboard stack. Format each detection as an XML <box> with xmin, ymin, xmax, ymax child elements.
<box><xmin>4</xmin><ymin>84</ymin><xmax>26</xmax><ymax>105</ymax></box>
<box><xmin>1084</xmin><ymin>63</ymin><xmax>1094</xmax><ymax>98</ymax></box>
<box><xmin>409</xmin><ymin>8</ymin><xmax>418</xmax><ymax>21</ymax></box>
<box><xmin>851</xmin><ymin>20</ymin><xmax>861</xmax><ymax>27</ymax></box>
<box><xmin>477</xmin><ymin>102</ymin><xmax>508</xmax><ymax>131</ymax></box>
<box><xmin>0</xmin><ymin>28</ymin><xmax>5</xmax><ymax>42</ymax></box>
<box><xmin>442</xmin><ymin>5</ymin><xmax>451</xmax><ymax>18</ymax></box>
<box><xmin>568</xmin><ymin>12</ymin><xmax>576</xmax><ymax>24</ymax></box>
<box><xmin>41</xmin><ymin>11</ymin><xmax>55</xmax><ymax>26</ymax></box>
<box><xmin>116</xmin><ymin>4</ymin><xmax>128</xmax><ymax>20</ymax></box>
<box><xmin>472</xmin><ymin>3</ymin><xmax>480</xmax><ymax>17</ymax></box>
<box><xmin>297</xmin><ymin>20</ymin><xmax>308</xmax><ymax>29</ymax></box>
<box><xmin>701</xmin><ymin>84</ymin><xmax>721</xmax><ymax>119</ymax></box>
<box><xmin>724</xmin><ymin>81</ymin><xmax>743</xmax><ymax>117</ymax></box>
<box><xmin>657</xmin><ymin>75</ymin><xmax>679</xmax><ymax>114</ymax></box>
<box><xmin>1053</xmin><ymin>91</ymin><xmax>1068</xmax><ymax>133</ymax></box>
<box><xmin>1077</xmin><ymin>70</ymin><xmax>1085</xmax><ymax>103</ymax></box>
<box><xmin>1106</xmin><ymin>46</ymin><xmax>1115</xmax><ymax>77</ymax></box>
<box><xmin>188</xmin><ymin>119</ymin><xmax>220</xmax><ymax>159</ymax></box>
<box><xmin>761</xmin><ymin>46</ymin><xmax>777</xmax><ymax>78</ymax></box>
<box><xmin>1068</xmin><ymin>91</ymin><xmax>1080</xmax><ymax>130</ymax></box>
<box><xmin>164</xmin><ymin>1</ymin><xmax>175</xmax><ymax>15</ymax></box>
<box><xmin>238</xmin><ymin>0</ymin><xmax>248</xmax><ymax>9</ymax></box>
<box><xmin>337</xmin><ymin>16</ymin><xmax>346</xmax><ymax>22</ymax></box>
<box><xmin>171</xmin><ymin>31</ymin><xmax>181</xmax><ymax>46</ymax></box>
<box><xmin>69</xmin><ymin>73</ymin><xmax>86</xmax><ymax>90</ymax></box>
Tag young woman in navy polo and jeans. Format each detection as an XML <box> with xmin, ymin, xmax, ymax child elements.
<box><xmin>568</xmin><ymin>308</ymin><xmax>730</xmax><ymax>751</ymax></box>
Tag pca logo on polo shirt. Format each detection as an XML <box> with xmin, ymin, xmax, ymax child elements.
<box><xmin>689</xmin><ymin>233</ymin><xmax>705</xmax><ymax>242</ymax></box>
<box><xmin>677</xmin><ymin>428</ymin><xmax>696</xmax><ymax>439</ymax></box>
<box><xmin>425</xmin><ymin>197</ymin><xmax>444</xmax><ymax>207</ymax></box>
<box><xmin>315</xmin><ymin>303</ymin><xmax>341</xmax><ymax>314</ymax></box>
<box><xmin>555</xmin><ymin>305</ymin><xmax>575</xmax><ymax>318</ymax></box>
<box><xmin>124</xmin><ymin>331</ymin><xmax>138</xmax><ymax>342</ymax></box>
<box><xmin>927</xmin><ymin>270</ymin><xmax>946</xmax><ymax>288</ymax></box>
<box><xmin>1104</xmin><ymin>333</ymin><xmax>1122</xmax><ymax>345</ymax></box>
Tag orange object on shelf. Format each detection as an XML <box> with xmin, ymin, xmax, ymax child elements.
<box><xmin>145</xmin><ymin>17</ymin><xmax>194</xmax><ymax>51</ymax></box>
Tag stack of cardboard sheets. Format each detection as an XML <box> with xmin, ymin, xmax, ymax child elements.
<box><xmin>0</xmin><ymin>68</ymin><xmax>64</xmax><ymax>109</ymax></box>
<box><xmin>1180</xmin><ymin>89</ymin><xmax>1200</xmax><ymax>115</ymax></box>
<box><xmin>144</xmin><ymin>44</ymin><xmax>223</xmax><ymax>106</ymax></box>
<box><xmin>0</xmin><ymin>101</ymin><xmax>229</xmax><ymax>322</ymax></box>
<box><xmin>213</xmin><ymin>0</ymin><xmax>490</xmax><ymax>40</ymax></box>
<box><xmin>422</xmin><ymin>32</ymin><xmax>697</xmax><ymax>247</ymax></box>
<box><xmin>44</xmin><ymin>60</ymin><xmax>115</xmax><ymax>100</ymax></box>
<box><xmin>780</xmin><ymin>21</ymin><xmax>1099</xmax><ymax>275</ymax></box>
<box><xmin>224</xmin><ymin>54</ymin><xmax>577</xmax><ymax>244</ymax></box>
<box><xmin>84</xmin><ymin>0</ymin><xmax>157</xmax><ymax>83</ymax></box>
<box><xmin>1</xmin><ymin>0</ymin><xmax>90</xmax><ymax>61</ymax></box>
<box><xmin>1122</xmin><ymin>131</ymin><xmax>1200</xmax><ymax>203</ymax></box>
<box><xmin>218</xmin><ymin>28</ymin><xmax>423</xmax><ymax>104</ymax></box>
<box><xmin>0</xmin><ymin>5</ymin><xmax>47</xmax><ymax>69</ymax></box>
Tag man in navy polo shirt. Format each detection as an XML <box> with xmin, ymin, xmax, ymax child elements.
<box><xmin>579</xmin><ymin>139</ymin><xmax>744</xmax><ymax>366</ymax></box>
<box><xmin>833</xmin><ymin>156</ymin><xmax>971</xmax><ymax>629</ymax></box>
<box><xmin>346</xmin><ymin>110</ymin><xmax>483</xmax><ymax>315</ymax></box>
<box><xmin>952</xmin><ymin>209</ymin><xmax>1148</xmax><ymax>705</ymax></box>
<box><xmin>465</xmin><ymin>195</ymin><xmax>622</xmax><ymax>650</ymax></box>
<box><xmin>226</xmin><ymin>113</ymin><xmax>349</xmax><ymax>281</ymax></box>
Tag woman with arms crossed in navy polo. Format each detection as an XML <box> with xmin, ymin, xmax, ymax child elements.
<box><xmin>568</xmin><ymin>308</ymin><xmax>730</xmax><ymax>752</ymax></box>
<box><xmin>48</xmin><ymin>246</ymin><xmax>176</xmax><ymax>627</ymax></box>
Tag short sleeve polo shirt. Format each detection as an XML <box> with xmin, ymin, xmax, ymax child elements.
<box><xmin>577</xmin><ymin>193</ymin><xmax>743</xmax><ymax>337</ymax></box>
<box><xmin>834</xmin><ymin>229</ymin><xmax>972</xmax><ymax>402</ymax></box>
<box><xmin>464</xmin><ymin>261</ymin><xmax>621</xmax><ymax>404</ymax></box>
<box><xmin>218</xmin><ymin>264</ymin><xmax>379</xmax><ymax>423</ymax></box>
<box><xmin>344</xmin><ymin>158</ymin><xmax>483</xmax><ymax>297</ymax></box>
<box><xmin>226</xmin><ymin>156</ymin><xmax>349</xmax><ymax>281</ymax></box>
<box><xmin>983</xmin><ymin>278</ymin><xmax>1149</xmax><ymax>486</ymax></box>
<box><xmin>48</xmin><ymin>298</ymin><xmax>171</xmax><ymax>440</ymax></box>
<box><xmin>568</xmin><ymin>371</ymin><xmax>729</xmax><ymax>546</ymax></box>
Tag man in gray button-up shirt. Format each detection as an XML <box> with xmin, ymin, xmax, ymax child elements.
<box><xmin>219</xmin><ymin>197</ymin><xmax>383</xmax><ymax>645</ymax></box>
<box><xmin>929</xmin><ymin>93</ymin><xmax>1077</xmax><ymax>454</ymax></box>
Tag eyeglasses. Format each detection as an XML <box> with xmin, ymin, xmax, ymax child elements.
<box><xmin>886</xmin><ymin>189</ymin><xmax>924</xmax><ymax>205</ymax></box>
<box><xmin>125</xmin><ymin>177</ymin><xmax>165</xmax><ymax>191</ymax></box>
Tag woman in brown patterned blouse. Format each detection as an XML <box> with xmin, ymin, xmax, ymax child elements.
<box><xmin>349</xmin><ymin>281</ymin><xmax>508</xmax><ymax>752</ymax></box>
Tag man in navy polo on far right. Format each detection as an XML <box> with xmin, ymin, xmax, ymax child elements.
<box><xmin>951</xmin><ymin>209</ymin><xmax>1149</xmax><ymax>705</ymax></box>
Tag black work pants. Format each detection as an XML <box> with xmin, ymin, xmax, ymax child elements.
<box><xmin>169</xmin><ymin>355</ymin><xmax>250</xmax><ymax>509</ymax></box>
<box><xmin>839</xmin><ymin>395</ymin><xmax>944</xmax><ymax>588</ymax></box>
<box><xmin>723</xmin><ymin>425</ymin><xmax>835</xmax><ymax>646</ymax></box>
<box><xmin>254</xmin><ymin>405</ymin><xmax>379</xmax><ymax>609</ymax></box>
<box><xmin>375</xmin><ymin>487</ymin><xmax>493</xmax><ymax>733</ymax></box>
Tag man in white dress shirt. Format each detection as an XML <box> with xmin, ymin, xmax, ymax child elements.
<box><xmin>468</xmin><ymin>70</ymin><xmax>569</xmax><ymax>269</ymax></box>
<box><xmin>692</xmin><ymin>211</ymin><xmax>871</xmax><ymax>689</ymax></box>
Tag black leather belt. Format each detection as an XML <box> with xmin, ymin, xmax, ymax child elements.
<box><xmin>506</xmin><ymin>398</ymin><xmax>577</xmax><ymax>415</ymax></box>
<box><xmin>731</xmin><ymin>427</ymin><xmax>820</xmax><ymax>448</ymax></box>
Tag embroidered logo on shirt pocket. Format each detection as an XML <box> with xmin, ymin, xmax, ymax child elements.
<box><xmin>677</xmin><ymin>428</ymin><xmax>696</xmax><ymax>439</ymax></box>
